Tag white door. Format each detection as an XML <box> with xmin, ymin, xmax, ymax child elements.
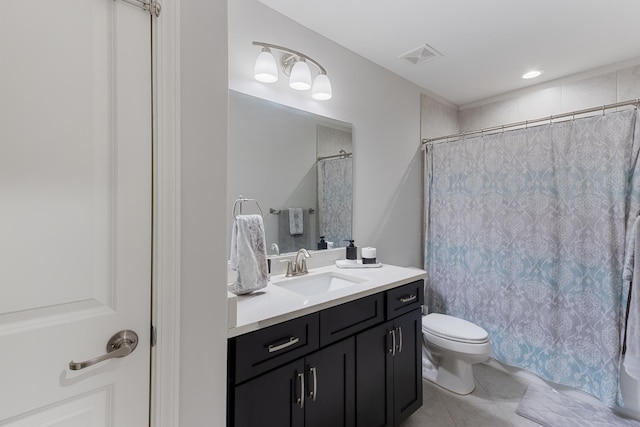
<box><xmin>0</xmin><ymin>0</ymin><xmax>152</xmax><ymax>425</ymax></box>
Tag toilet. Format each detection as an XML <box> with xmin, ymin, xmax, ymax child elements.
<box><xmin>422</xmin><ymin>313</ymin><xmax>492</xmax><ymax>395</ymax></box>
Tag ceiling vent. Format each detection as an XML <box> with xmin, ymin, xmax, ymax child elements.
<box><xmin>399</xmin><ymin>43</ymin><xmax>442</xmax><ymax>65</ymax></box>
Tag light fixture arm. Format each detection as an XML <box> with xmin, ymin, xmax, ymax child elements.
<box><xmin>252</xmin><ymin>41</ymin><xmax>327</xmax><ymax>75</ymax></box>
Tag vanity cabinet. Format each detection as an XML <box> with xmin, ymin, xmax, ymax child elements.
<box><xmin>355</xmin><ymin>309</ymin><xmax>423</xmax><ymax>427</ymax></box>
<box><xmin>233</xmin><ymin>337</ymin><xmax>355</xmax><ymax>427</ymax></box>
<box><xmin>227</xmin><ymin>279</ymin><xmax>424</xmax><ymax>427</ymax></box>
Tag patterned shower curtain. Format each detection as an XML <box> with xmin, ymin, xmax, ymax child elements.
<box><xmin>317</xmin><ymin>157</ymin><xmax>353</xmax><ymax>248</ymax></box>
<box><xmin>424</xmin><ymin>109</ymin><xmax>640</xmax><ymax>406</ymax></box>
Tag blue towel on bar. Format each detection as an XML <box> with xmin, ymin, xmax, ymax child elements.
<box><xmin>289</xmin><ymin>208</ymin><xmax>304</xmax><ymax>235</ymax></box>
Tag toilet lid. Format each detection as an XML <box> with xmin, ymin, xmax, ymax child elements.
<box><xmin>422</xmin><ymin>313</ymin><xmax>489</xmax><ymax>344</ymax></box>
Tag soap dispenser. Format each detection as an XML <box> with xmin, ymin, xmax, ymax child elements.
<box><xmin>317</xmin><ymin>236</ymin><xmax>328</xmax><ymax>250</ymax></box>
<box><xmin>345</xmin><ymin>240</ymin><xmax>357</xmax><ymax>264</ymax></box>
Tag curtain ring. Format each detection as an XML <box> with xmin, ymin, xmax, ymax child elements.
<box><xmin>602</xmin><ymin>105</ymin><xmax>606</xmax><ymax>116</ymax></box>
<box><xmin>525</xmin><ymin>120</ymin><xmax>529</xmax><ymax>129</ymax></box>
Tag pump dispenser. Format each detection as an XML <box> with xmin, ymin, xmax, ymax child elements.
<box><xmin>345</xmin><ymin>240</ymin><xmax>357</xmax><ymax>263</ymax></box>
<box><xmin>317</xmin><ymin>236</ymin><xmax>328</xmax><ymax>250</ymax></box>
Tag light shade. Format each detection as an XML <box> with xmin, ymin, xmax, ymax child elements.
<box><xmin>311</xmin><ymin>73</ymin><xmax>332</xmax><ymax>100</ymax></box>
<box><xmin>289</xmin><ymin>59</ymin><xmax>312</xmax><ymax>90</ymax></box>
<box><xmin>254</xmin><ymin>48</ymin><xmax>278</xmax><ymax>83</ymax></box>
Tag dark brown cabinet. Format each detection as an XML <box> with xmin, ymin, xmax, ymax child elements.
<box><xmin>228</xmin><ymin>279</ymin><xmax>424</xmax><ymax>427</ymax></box>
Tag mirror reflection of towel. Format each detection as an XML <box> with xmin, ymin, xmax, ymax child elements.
<box><xmin>229</xmin><ymin>214</ymin><xmax>268</xmax><ymax>295</ymax></box>
<box><xmin>289</xmin><ymin>208</ymin><xmax>304</xmax><ymax>235</ymax></box>
<box><xmin>278</xmin><ymin>210</ymin><xmax>310</xmax><ymax>253</ymax></box>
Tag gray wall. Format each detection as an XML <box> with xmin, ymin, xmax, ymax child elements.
<box><xmin>228</xmin><ymin>0</ymin><xmax>427</xmax><ymax>268</ymax></box>
<box><xmin>179</xmin><ymin>0</ymin><xmax>228</xmax><ymax>425</ymax></box>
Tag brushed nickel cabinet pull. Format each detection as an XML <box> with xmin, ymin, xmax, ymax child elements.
<box><xmin>309</xmin><ymin>366</ymin><xmax>317</xmax><ymax>401</ymax></box>
<box><xmin>296</xmin><ymin>372</ymin><xmax>305</xmax><ymax>408</ymax></box>
<box><xmin>400</xmin><ymin>295</ymin><xmax>417</xmax><ymax>303</ymax></box>
<box><xmin>268</xmin><ymin>336</ymin><xmax>299</xmax><ymax>353</ymax></box>
<box><xmin>388</xmin><ymin>330</ymin><xmax>396</xmax><ymax>356</ymax></box>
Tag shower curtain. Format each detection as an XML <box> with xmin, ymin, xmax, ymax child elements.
<box><xmin>317</xmin><ymin>157</ymin><xmax>352</xmax><ymax>248</ymax></box>
<box><xmin>424</xmin><ymin>109</ymin><xmax>640</xmax><ymax>406</ymax></box>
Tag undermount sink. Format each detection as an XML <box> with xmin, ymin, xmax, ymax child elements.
<box><xmin>272</xmin><ymin>272</ymin><xmax>366</xmax><ymax>297</ymax></box>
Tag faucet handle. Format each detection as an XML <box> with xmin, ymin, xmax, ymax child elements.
<box><xmin>280</xmin><ymin>260</ymin><xmax>293</xmax><ymax>277</ymax></box>
<box><xmin>300</xmin><ymin>258</ymin><xmax>308</xmax><ymax>274</ymax></box>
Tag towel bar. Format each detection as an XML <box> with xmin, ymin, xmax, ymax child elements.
<box><xmin>232</xmin><ymin>196</ymin><xmax>264</xmax><ymax>218</ymax></box>
<box><xmin>270</xmin><ymin>208</ymin><xmax>315</xmax><ymax>214</ymax></box>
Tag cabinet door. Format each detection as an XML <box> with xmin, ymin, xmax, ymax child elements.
<box><xmin>355</xmin><ymin>321</ymin><xmax>394</xmax><ymax>427</ymax></box>
<box><xmin>234</xmin><ymin>359</ymin><xmax>305</xmax><ymax>427</ymax></box>
<box><xmin>305</xmin><ymin>337</ymin><xmax>355</xmax><ymax>427</ymax></box>
<box><xmin>392</xmin><ymin>309</ymin><xmax>423</xmax><ymax>425</ymax></box>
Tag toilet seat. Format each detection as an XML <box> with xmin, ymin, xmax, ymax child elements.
<box><xmin>422</xmin><ymin>313</ymin><xmax>489</xmax><ymax>344</ymax></box>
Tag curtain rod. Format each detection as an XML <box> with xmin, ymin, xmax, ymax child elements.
<box><xmin>421</xmin><ymin>98</ymin><xmax>640</xmax><ymax>146</ymax></box>
<box><xmin>317</xmin><ymin>150</ymin><xmax>352</xmax><ymax>161</ymax></box>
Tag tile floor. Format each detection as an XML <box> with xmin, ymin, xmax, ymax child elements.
<box><xmin>400</xmin><ymin>360</ymin><xmax>599</xmax><ymax>427</ymax></box>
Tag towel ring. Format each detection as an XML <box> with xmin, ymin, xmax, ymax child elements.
<box><xmin>232</xmin><ymin>196</ymin><xmax>264</xmax><ymax>218</ymax></box>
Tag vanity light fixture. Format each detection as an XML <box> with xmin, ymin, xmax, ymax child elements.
<box><xmin>289</xmin><ymin>58</ymin><xmax>312</xmax><ymax>90</ymax></box>
<box><xmin>254</xmin><ymin>47</ymin><xmax>278</xmax><ymax>83</ymax></box>
<box><xmin>252</xmin><ymin>41</ymin><xmax>333</xmax><ymax>100</ymax></box>
<box><xmin>522</xmin><ymin>70</ymin><xmax>543</xmax><ymax>79</ymax></box>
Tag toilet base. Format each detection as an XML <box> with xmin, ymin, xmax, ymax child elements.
<box><xmin>434</xmin><ymin>357</ymin><xmax>476</xmax><ymax>395</ymax></box>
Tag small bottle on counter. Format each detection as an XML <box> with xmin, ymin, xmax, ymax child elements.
<box><xmin>317</xmin><ymin>236</ymin><xmax>328</xmax><ymax>250</ymax></box>
<box><xmin>345</xmin><ymin>240</ymin><xmax>357</xmax><ymax>264</ymax></box>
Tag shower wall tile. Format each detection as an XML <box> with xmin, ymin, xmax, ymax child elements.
<box><xmin>458</xmin><ymin>106</ymin><xmax>481</xmax><ymax>133</ymax></box>
<box><xmin>421</xmin><ymin>94</ymin><xmax>459</xmax><ymax>140</ymax></box>
<box><xmin>618</xmin><ymin>65</ymin><xmax>640</xmax><ymax>101</ymax></box>
<box><xmin>561</xmin><ymin>72</ymin><xmax>617</xmax><ymax>112</ymax></box>
<box><xmin>517</xmin><ymin>87</ymin><xmax>563</xmax><ymax>121</ymax></box>
<box><xmin>423</xmin><ymin>63</ymin><xmax>640</xmax><ymax>142</ymax></box>
<box><xmin>479</xmin><ymin>98</ymin><xmax>519</xmax><ymax>129</ymax></box>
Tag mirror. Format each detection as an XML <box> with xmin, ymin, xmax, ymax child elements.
<box><xmin>228</xmin><ymin>90</ymin><xmax>353</xmax><ymax>255</ymax></box>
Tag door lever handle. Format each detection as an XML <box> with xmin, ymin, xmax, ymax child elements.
<box><xmin>69</xmin><ymin>330</ymin><xmax>139</xmax><ymax>371</ymax></box>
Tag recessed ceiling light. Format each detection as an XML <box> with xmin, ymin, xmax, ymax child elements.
<box><xmin>522</xmin><ymin>70</ymin><xmax>543</xmax><ymax>79</ymax></box>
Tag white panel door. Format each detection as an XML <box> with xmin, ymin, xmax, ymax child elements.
<box><xmin>0</xmin><ymin>0</ymin><xmax>152</xmax><ymax>425</ymax></box>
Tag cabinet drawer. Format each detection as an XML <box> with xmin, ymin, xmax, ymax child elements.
<box><xmin>319</xmin><ymin>293</ymin><xmax>384</xmax><ymax>346</ymax></box>
<box><xmin>386</xmin><ymin>280</ymin><xmax>424</xmax><ymax>320</ymax></box>
<box><xmin>232</xmin><ymin>313</ymin><xmax>319</xmax><ymax>384</ymax></box>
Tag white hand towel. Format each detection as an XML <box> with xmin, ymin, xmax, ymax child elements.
<box><xmin>229</xmin><ymin>214</ymin><xmax>268</xmax><ymax>295</ymax></box>
<box><xmin>624</xmin><ymin>216</ymin><xmax>640</xmax><ymax>380</ymax></box>
<box><xmin>289</xmin><ymin>208</ymin><xmax>304</xmax><ymax>236</ymax></box>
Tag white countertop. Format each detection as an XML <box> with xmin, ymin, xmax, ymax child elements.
<box><xmin>227</xmin><ymin>263</ymin><xmax>426</xmax><ymax>338</ymax></box>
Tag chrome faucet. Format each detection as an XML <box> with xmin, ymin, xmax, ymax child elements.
<box><xmin>293</xmin><ymin>248</ymin><xmax>311</xmax><ymax>276</ymax></box>
<box><xmin>270</xmin><ymin>242</ymin><xmax>280</xmax><ymax>256</ymax></box>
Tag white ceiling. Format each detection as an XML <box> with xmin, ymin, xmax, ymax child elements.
<box><xmin>258</xmin><ymin>0</ymin><xmax>640</xmax><ymax>106</ymax></box>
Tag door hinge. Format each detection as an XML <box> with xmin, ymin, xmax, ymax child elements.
<box><xmin>116</xmin><ymin>0</ymin><xmax>161</xmax><ymax>17</ymax></box>
<box><xmin>151</xmin><ymin>324</ymin><xmax>157</xmax><ymax>347</ymax></box>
